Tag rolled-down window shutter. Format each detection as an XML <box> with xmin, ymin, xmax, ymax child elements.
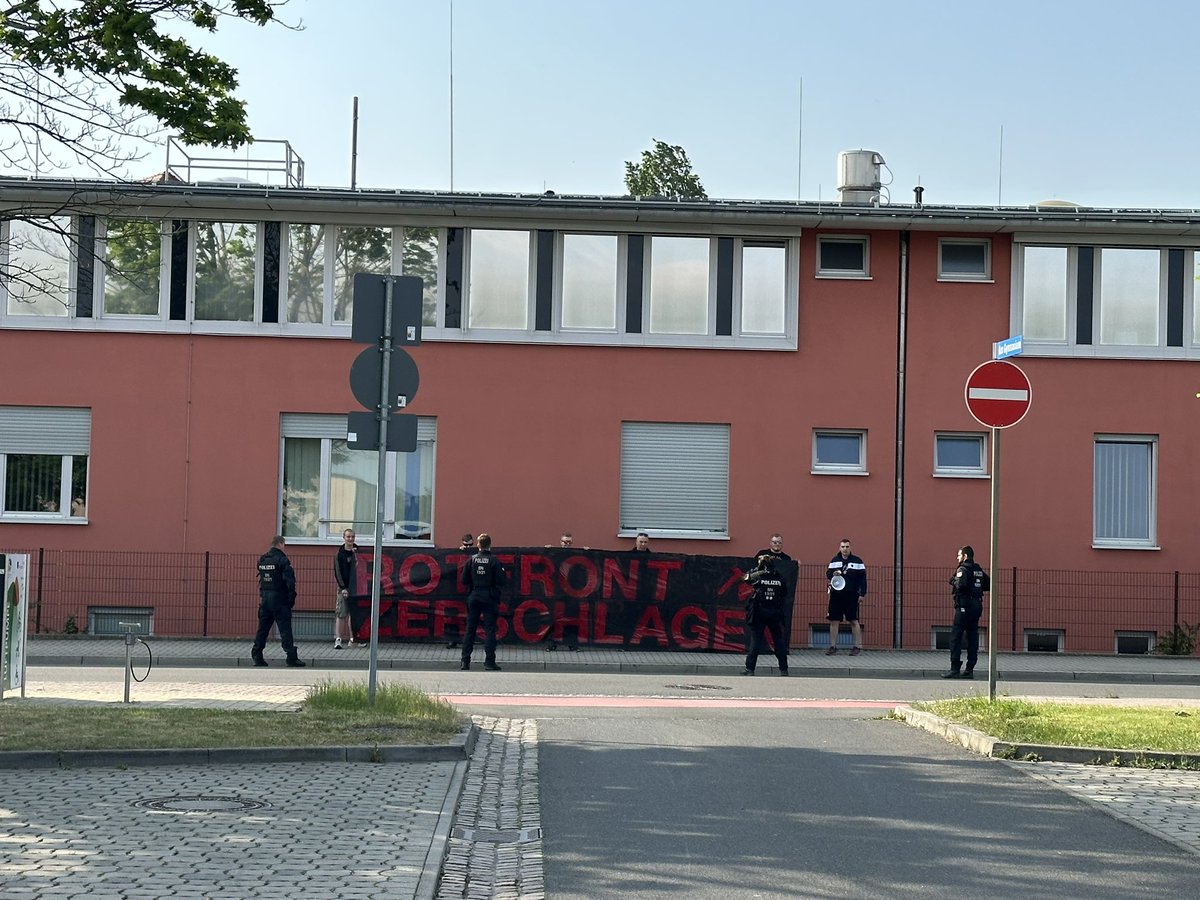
<box><xmin>0</xmin><ymin>407</ymin><xmax>91</xmax><ymax>454</ymax></box>
<box><xmin>281</xmin><ymin>413</ymin><xmax>436</xmax><ymax>443</ymax></box>
<box><xmin>620</xmin><ymin>421</ymin><xmax>729</xmax><ymax>534</ymax></box>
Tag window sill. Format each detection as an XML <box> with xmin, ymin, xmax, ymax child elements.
<box><xmin>933</xmin><ymin>471</ymin><xmax>989</xmax><ymax>479</ymax></box>
<box><xmin>815</xmin><ymin>272</ymin><xmax>871</xmax><ymax>280</ymax></box>
<box><xmin>0</xmin><ymin>516</ymin><xmax>86</xmax><ymax>525</ymax></box>
<box><xmin>936</xmin><ymin>276</ymin><xmax>994</xmax><ymax>284</ymax></box>
<box><xmin>1091</xmin><ymin>542</ymin><xmax>1160</xmax><ymax>551</ymax></box>
<box><xmin>810</xmin><ymin>469</ymin><xmax>869</xmax><ymax>476</ymax></box>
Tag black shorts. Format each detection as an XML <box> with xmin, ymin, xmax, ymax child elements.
<box><xmin>827</xmin><ymin>593</ymin><xmax>860</xmax><ymax>623</ymax></box>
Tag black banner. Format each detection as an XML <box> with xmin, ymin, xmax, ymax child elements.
<box><xmin>349</xmin><ymin>548</ymin><xmax>797</xmax><ymax>653</ymax></box>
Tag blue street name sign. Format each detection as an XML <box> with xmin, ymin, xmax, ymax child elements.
<box><xmin>994</xmin><ymin>335</ymin><xmax>1023</xmax><ymax>359</ymax></box>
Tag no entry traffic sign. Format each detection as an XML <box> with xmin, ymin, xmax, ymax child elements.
<box><xmin>965</xmin><ymin>360</ymin><xmax>1031</xmax><ymax>428</ymax></box>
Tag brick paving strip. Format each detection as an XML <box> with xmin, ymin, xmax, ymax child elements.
<box><xmin>438</xmin><ymin>716</ymin><xmax>545</xmax><ymax>900</ymax></box>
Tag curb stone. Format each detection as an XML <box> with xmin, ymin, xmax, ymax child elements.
<box><xmin>893</xmin><ymin>705</ymin><xmax>1200</xmax><ymax>766</ymax></box>
<box><xmin>0</xmin><ymin>721</ymin><xmax>479</xmax><ymax>770</ymax></box>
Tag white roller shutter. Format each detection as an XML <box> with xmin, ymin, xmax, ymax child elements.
<box><xmin>281</xmin><ymin>413</ymin><xmax>436</xmax><ymax>443</ymax></box>
<box><xmin>0</xmin><ymin>407</ymin><xmax>91</xmax><ymax>455</ymax></box>
<box><xmin>620</xmin><ymin>421</ymin><xmax>729</xmax><ymax>534</ymax></box>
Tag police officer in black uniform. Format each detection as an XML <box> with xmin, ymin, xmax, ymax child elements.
<box><xmin>741</xmin><ymin>554</ymin><xmax>790</xmax><ymax>676</ymax></box>
<box><xmin>252</xmin><ymin>535</ymin><xmax>305</xmax><ymax>668</ymax></box>
<box><xmin>461</xmin><ymin>533</ymin><xmax>507</xmax><ymax>671</ymax></box>
<box><xmin>942</xmin><ymin>544</ymin><xmax>988</xmax><ymax>679</ymax></box>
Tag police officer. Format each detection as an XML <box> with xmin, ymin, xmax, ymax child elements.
<box><xmin>741</xmin><ymin>554</ymin><xmax>790</xmax><ymax>676</ymax></box>
<box><xmin>942</xmin><ymin>545</ymin><xmax>988</xmax><ymax>679</ymax></box>
<box><xmin>461</xmin><ymin>533</ymin><xmax>507</xmax><ymax>671</ymax></box>
<box><xmin>252</xmin><ymin>535</ymin><xmax>305</xmax><ymax>668</ymax></box>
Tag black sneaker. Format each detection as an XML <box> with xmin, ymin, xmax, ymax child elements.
<box><xmin>285</xmin><ymin>657</ymin><xmax>306</xmax><ymax>668</ymax></box>
<box><xmin>962</xmin><ymin>671</ymin><xmax>974</xmax><ymax>679</ymax></box>
<box><xmin>546</xmin><ymin>643</ymin><xmax>557</xmax><ymax>652</ymax></box>
<box><xmin>740</xmin><ymin>669</ymin><xmax>755</xmax><ymax>676</ymax></box>
<box><xmin>779</xmin><ymin>670</ymin><xmax>789</xmax><ymax>677</ymax></box>
<box><xmin>459</xmin><ymin>661</ymin><xmax>470</xmax><ymax>670</ymax></box>
<box><xmin>483</xmin><ymin>662</ymin><xmax>502</xmax><ymax>672</ymax></box>
<box><xmin>940</xmin><ymin>670</ymin><xmax>960</xmax><ymax>679</ymax></box>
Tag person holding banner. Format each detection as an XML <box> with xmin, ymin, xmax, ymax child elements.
<box><xmin>826</xmin><ymin>538</ymin><xmax>866</xmax><ymax>656</ymax></box>
<box><xmin>545</xmin><ymin>532</ymin><xmax>580</xmax><ymax>651</ymax></box>
<box><xmin>741</xmin><ymin>554</ymin><xmax>789</xmax><ymax>676</ymax></box>
<box><xmin>461</xmin><ymin>533</ymin><xmax>507</xmax><ymax>671</ymax></box>
<box><xmin>446</xmin><ymin>532</ymin><xmax>475</xmax><ymax>649</ymax></box>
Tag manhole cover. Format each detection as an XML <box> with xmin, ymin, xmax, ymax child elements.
<box><xmin>133</xmin><ymin>795</ymin><xmax>272</xmax><ymax>813</ymax></box>
<box><xmin>663</xmin><ymin>683</ymin><xmax>732</xmax><ymax>692</ymax></box>
<box><xmin>452</xmin><ymin>826</ymin><xmax>542</xmax><ymax>844</ymax></box>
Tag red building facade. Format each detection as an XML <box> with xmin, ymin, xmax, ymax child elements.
<box><xmin>2</xmin><ymin>179</ymin><xmax>1198</xmax><ymax>652</ymax></box>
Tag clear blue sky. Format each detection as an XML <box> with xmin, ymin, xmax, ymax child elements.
<box><xmin>183</xmin><ymin>0</ymin><xmax>1198</xmax><ymax>209</ymax></box>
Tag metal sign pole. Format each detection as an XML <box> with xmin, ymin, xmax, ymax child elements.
<box><xmin>368</xmin><ymin>278</ymin><xmax>394</xmax><ymax>703</ymax></box>
<box><xmin>988</xmin><ymin>426</ymin><xmax>1000</xmax><ymax>701</ymax></box>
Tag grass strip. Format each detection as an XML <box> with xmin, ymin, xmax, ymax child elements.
<box><xmin>0</xmin><ymin>680</ymin><xmax>463</xmax><ymax>752</ymax></box>
<box><xmin>915</xmin><ymin>697</ymin><xmax>1200</xmax><ymax>753</ymax></box>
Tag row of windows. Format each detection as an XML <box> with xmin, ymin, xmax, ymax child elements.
<box><xmin>818</xmin><ymin>235</ymin><xmax>991</xmax><ymax>281</ymax></box>
<box><xmin>1</xmin><ymin>408</ymin><xmax>1155</xmax><ymax>549</ymax></box>
<box><xmin>0</xmin><ymin>217</ymin><xmax>798</xmax><ymax>346</ymax></box>
<box><xmin>1018</xmin><ymin>242</ymin><xmax>1200</xmax><ymax>353</ymax></box>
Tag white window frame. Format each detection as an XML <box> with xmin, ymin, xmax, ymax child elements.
<box><xmin>462</xmin><ymin>228</ymin><xmax>535</xmax><ymax>332</ymax></box>
<box><xmin>1093</xmin><ymin>434</ymin><xmax>1158</xmax><ymax>549</ymax></box>
<box><xmin>279</xmin><ymin>414</ymin><xmax>437</xmax><ymax>545</ymax></box>
<box><xmin>816</xmin><ymin>235</ymin><xmax>870</xmax><ymax>279</ymax></box>
<box><xmin>812</xmin><ymin>429</ymin><xmax>867</xmax><ymax>475</ymax></box>
<box><xmin>189</xmin><ymin>220</ymin><xmax>264</xmax><ymax>328</ymax></box>
<box><xmin>1093</xmin><ymin>246</ymin><xmax>1166</xmax><ymax>348</ymax></box>
<box><xmin>619</xmin><ymin>421</ymin><xmax>730</xmax><ymax>539</ymax></box>
<box><xmin>938</xmin><ymin>238</ymin><xmax>991</xmax><ymax>282</ymax></box>
<box><xmin>933</xmin><ymin>432</ymin><xmax>987</xmax><ymax>478</ymax></box>
<box><xmin>735</xmin><ymin>238</ymin><xmax>794</xmax><ymax>337</ymax></box>
<box><xmin>554</xmin><ymin>231</ymin><xmax>623</xmax><ymax>334</ymax></box>
<box><xmin>0</xmin><ymin>406</ymin><xmax>90</xmax><ymax>523</ymax></box>
<box><xmin>96</xmin><ymin>217</ymin><xmax>168</xmax><ymax>320</ymax></box>
<box><xmin>644</xmin><ymin>235</ymin><xmax>715</xmax><ymax>336</ymax></box>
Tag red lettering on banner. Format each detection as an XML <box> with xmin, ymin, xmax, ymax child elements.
<box><xmin>434</xmin><ymin>600</ymin><xmax>466</xmax><ymax>639</ymax></box>
<box><xmin>376</xmin><ymin>599</ymin><xmax>397</xmax><ymax>638</ymax></box>
<box><xmin>513</xmin><ymin>600</ymin><xmax>550</xmax><ymax>641</ymax></box>
<box><xmin>591</xmin><ymin>602</ymin><xmax>624</xmax><ymax>645</ymax></box>
<box><xmin>446</xmin><ymin>554</ymin><xmax>470</xmax><ymax>591</ymax></box>
<box><xmin>559</xmin><ymin>556</ymin><xmax>598</xmax><ymax>599</ymax></box>
<box><xmin>550</xmin><ymin>600</ymin><xmax>590</xmax><ymax>643</ymax></box>
<box><xmin>645</xmin><ymin>559</ymin><xmax>683</xmax><ymax>601</ymax></box>
<box><xmin>396</xmin><ymin>599</ymin><xmax>431</xmax><ymax>637</ymax></box>
<box><xmin>712</xmin><ymin>608</ymin><xmax>745</xmax><ymax>652</ymax></box>
<box><xmin>521</xmin><ymin>555</ymin><xmax>555</xmax><ymax>597</ymax></box>
<box><xmin>601</xmin><ymin>558</ymin><xmax>637</xmax><ymax>599</ymax></box>
<box><xmin>671</xmin><ymin>606</ymin><xmax>711</xmax><ymax>650</ymax></box>
<box><xmin>495</xmin><ymin>605</ymin><xmax>510</xmax><ymax>641</ymax></box>
<box><xmin>398</xmin><ymin>554</ymin><xmax>440</xmax><ymax>595</ymax></box>
<box><xmin>630</xmin><ymin>604</ymin><xmax>668</xmax><ymax>647</ymax></box>
<box><xmin>378</xmin><ymin>554</ymin><xmax>397</xmax><ymax>594</ymax></box>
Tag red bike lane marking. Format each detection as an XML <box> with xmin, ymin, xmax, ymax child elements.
<box><xmin>437</xmin><ymin>695</ymin><xmax>898</xmax><ymax>709</ymax></box>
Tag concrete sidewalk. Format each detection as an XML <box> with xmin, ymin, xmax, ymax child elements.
<box><xmin>23</xmin><ymin>635</ymin><xmax>1200</xmax><ymax>683</ymax></box>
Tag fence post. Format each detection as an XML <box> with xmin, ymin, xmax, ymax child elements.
<box><xmin>1010</xmin><ymin>566</ymin><xmax>1018</xmax><ymax>652</ymax></box>
<box><xmin>34</xmin><ymin>547</ymin><xmax>45</xmax><ymax>634</ymax></box>
<box><xmin>1174</xmin><ymin>570</ymin><xmax>1180</xmax><ymax>627</ymax></box>
<box><xmin>202</xmin><ymin>551</ymin><xmax>211</xmax><ymax>637</ymax></box>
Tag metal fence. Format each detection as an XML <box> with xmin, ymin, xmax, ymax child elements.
<box><xmin>12</xmin><ymin>548</ymin><xmax>1200</xmax><ymax>654</ymax></box>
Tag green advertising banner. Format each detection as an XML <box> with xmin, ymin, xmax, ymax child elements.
<box><xmin>1</xmin><ymin>553</ymin><xmax>29</xmax><ymax>698</ymax></box>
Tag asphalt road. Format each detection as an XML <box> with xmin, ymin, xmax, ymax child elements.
<box><xmin>533</xmin><ymin>707</ymin><xmax>1200</xmax><ymax>899</ymax></box>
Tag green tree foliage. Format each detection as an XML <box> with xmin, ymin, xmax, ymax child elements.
<box><xmin>0</xmin><ymin>0</ymin><xmax>290</xmax><ymax>175</ymax></box>
<box><xmin>624</xmin><ymin>139</ymin><xmax>707</xmax><ymax>200</ymax></box>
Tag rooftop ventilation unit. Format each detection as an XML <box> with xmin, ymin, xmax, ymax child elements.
<box><xmin>837</xmin><ymin>150</ymin><xmax>885</xmax><ymax>205</ymax></box>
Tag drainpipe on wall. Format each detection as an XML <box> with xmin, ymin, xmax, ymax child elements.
<box><xmin>893</xmin><ymin>232</ymin><xmax>910</xmax><ymax>648</ymax></box>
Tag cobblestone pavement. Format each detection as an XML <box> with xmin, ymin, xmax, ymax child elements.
<box><xmin>438</xmin><ymin>717</ymin><xmax>544</xmax><ymax>900</ymax></box>
<box><xmin>1014</xmin><ymin>761</ymin><xmax>1200</xmax><ymax>858</ymax></box>
<box><xmin>0</xmin><ymin>759</ymin><xmax>460</xmax><ymax>899</ymax></box>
